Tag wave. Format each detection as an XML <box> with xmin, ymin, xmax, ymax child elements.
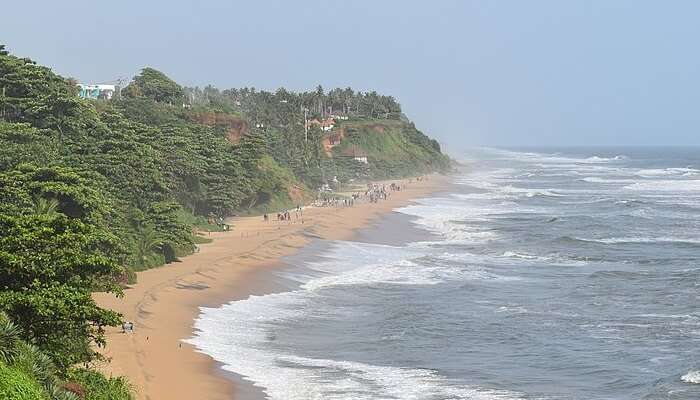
<box><xmin>582</xmin><ymin>177</ymin><xmax>636</xmax><ymax>184</ymax></box>
<box><xmin>576</xmin><ymin>236</ymin><xmax>700</xmax><ymax>245</ymax></box>
<box><xmin>498</xmin><ymin>251</ymin><xmax>593</xmax><ymax>267</ymax></box>
<box><xmin>625</xmin><ymin>180</ymin><xmax>700</xmax><ymax>192</ymax></box>
<box><xmin>187</xmin><ymin>241</ymin><xmax>526</xmax><ymax>399</ymax></box>
<box><xmin>480</xmin><ymin>148</ymin><xmax>627</xmax><ymax>164</ymax></box>
<box><xmin>499</xmin><ymin>185</ymin><xmax>563</xmax><ymax>198</ymax></box>
<box><xmin>681</xmin><ymin>370</ymin><xmax>700</xmax><ymax>384</ymax></box>
<box><xmin>614</xmin><ymin>199</ymin><xmax>646</xmax><ymax>207</ymax></box>
<box><xmin>636</xmin><ymin>168</ymin><xmax>700</xmax><ymax>178</ymax></box>
<box><xmin>191</xmin><ymin>303</ymin><xmax>527</xmax><ymax>400</ymax></box>
<box><xmin>501</xmin><ymin>251</ymin><xmax>539</xmax><ymax>260</ymax></box>
<box><xmin>396</xmin><ymin>199</ymin><xmax>504</xmax><ymax>243</ymax></box>
<box><xmin>301</xmin><ymin>259</ymin><xmax>508</xmax><ymax>290</ymax></box>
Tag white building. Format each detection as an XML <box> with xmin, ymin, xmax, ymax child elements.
<box><xmin>354</xmin><ymin>155</ymin><xmax>368</xmax><ymax>164</ymax></box>
<box><xmin>78</xmin><ymin>84</ymin><xmax>116</xmax><ymax>100</ymax></box>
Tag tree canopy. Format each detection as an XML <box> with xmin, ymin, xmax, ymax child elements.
<box><xmin>123</xmin><ymin>67</ymin><xmax>184</xmax><ymax>104</ymax></box>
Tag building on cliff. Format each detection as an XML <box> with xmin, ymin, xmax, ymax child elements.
<box><xmin>306</xmin><ymin>117</ymin><xmax>335</xmax><ymax>131</ymax></box>
<box><xmin>77</xmin><ymin>84</ymin><xmax>116</xmax><ymax>100</ymax></box>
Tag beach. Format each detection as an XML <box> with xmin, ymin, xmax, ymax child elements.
<box><xmin>94</xmin><ymin>175</ymin><xmax>450</xmax><ymax>400</ymax></box>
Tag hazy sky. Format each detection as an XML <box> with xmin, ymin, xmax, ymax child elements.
<box><xmin>4</xmin><ymin>1</ymin><xmax>700</xmax><ymax>148</ymax></box>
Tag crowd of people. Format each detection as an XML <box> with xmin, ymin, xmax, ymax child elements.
<box><xmin>263</xmin><ymin>205</ymin><xmax>304</xmax><ymax>223</ymax></box>
<box><xmin>259</xmin><ymin>178</ymin><xmax>423</xmax><ymax>224</ymax></box>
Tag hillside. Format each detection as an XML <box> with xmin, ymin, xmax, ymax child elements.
<box><xmin>330</xmin><ymin>119</ymin><xmax>450</xmax><ymax>180</ymax></box>
<box><xmin>0</xmin><ymin>43</ymin><xmax>449</xmax><ymax>399</ymax></box>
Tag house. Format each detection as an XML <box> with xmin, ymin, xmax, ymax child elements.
<box><xmin>77</xmin><ymin>84</ymin><xmax>115</xmax><ymax>100</ymax></box>
<box><xmin>341</xmin><ymin>146</ymin><xmax>369</xmax><ymax>164</ymax></box>
<box><xmin>354</xmin><ymin>154</ymin><xmax>369</xmax><ymax>164</ymax></box>
<box><xmin>306</xmin><ymin>117</ymin><xmax>335</xmax><ymax>131</ymax></box>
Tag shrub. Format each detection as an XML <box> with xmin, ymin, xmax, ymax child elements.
<box><xmin>0</xmin><ymin>362</ymin><xmax>47</xmax><ymax>400</ymax></box>
<box><xmin>66</xmin><ymin>369</ymin><xmax>132</xmax><ymax>400</ymax></box>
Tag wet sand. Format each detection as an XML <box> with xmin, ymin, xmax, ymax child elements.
<box><xmin>94</xmin><ymin>175</ymin><xmax>450</xmax><ymax>400</ymax></box>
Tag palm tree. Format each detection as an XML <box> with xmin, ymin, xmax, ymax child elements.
<box><xmin>136</xmin><ymin>225</ymin><xmax>162</xmax><ymax>267</ymax></box>
<box><xmin>33</xmin><ymin>197</ymin><xmax>60</xmax><ymax>217</ymax></box>
<box><xmin>0</xmin><ymin>312</ymin><xmax>20</xmax><ymax>364</ymax></box>
<box><xmin>14</xmin><ymin>342</ymin><xmax>58</xmax><ymax>389</ymax></box>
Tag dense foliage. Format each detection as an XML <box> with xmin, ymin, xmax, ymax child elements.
<box><xmin>122</xmin><ymin>67</ymin><xmax>184</xmax><ymax>104</ymax></box>
<box><xmin>0</xmin><ymin>43</ymin><xmax>448</xmax><ymax>397</ymax></box>
<box><xmin>0</xmin><ymin>312</ymin><xmax>132</xmax><ymax>400</ymax></box>
<box><xmin>332</xmin><ymin>120</ymin><xmax>450</xmax><ymax>180</ymax></box>
<box><xmin>0</xmin><ymin>362</ymin><xmax>47</xmax><ymax>400</ymax></box>
<box><xmin>65</xmin><ymin>369</ymin><xmax>132</xmax><ymax>400</ymax></box>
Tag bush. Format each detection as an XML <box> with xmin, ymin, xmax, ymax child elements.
<box><xmin>66</xmin><ymin>369</ymin><xmax>132</xmax><ymax>400</ymax></box>
<box><xmin>0</xmin><ymin>362</ymin><xmax>47</xmax><ymax>400</ymax></box>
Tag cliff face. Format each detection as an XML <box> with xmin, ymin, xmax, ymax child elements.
<box><xmin>330</xmin><ymin>119</ymin><xmax>450</xmax><ymax>179</ymax></box>
<box><xmin>191</xmin><ymin>112</ymin><xmax>249</xmax><ymax>143</ymax></box>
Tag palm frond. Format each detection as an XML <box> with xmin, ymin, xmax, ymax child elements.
<box><xmin>0</xmin><ymin>312</ymin><xmax>21</xmax><ymax>363</ymax></box>
<box><xmin>14</xmin><ymin>342</ymin><xmax>58</xmax><ymax>389</ymax></box>
<box><xmin>33</xmin><ymin>197</ymin><xmax>61</xmax><ymax>217</ymax></box>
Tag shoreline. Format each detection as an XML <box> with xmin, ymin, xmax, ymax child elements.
<box><xmin>94</xmin><ymin>175</ymin><xmax>451</xmax><ymax>400</ymax></box>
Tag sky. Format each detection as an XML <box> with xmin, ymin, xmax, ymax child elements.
<box><xmin>3</xmin><ymin>1</ymin><xmax>700</xmax><ymax>149</ymax></box>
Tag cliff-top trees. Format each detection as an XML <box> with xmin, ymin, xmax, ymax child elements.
<box><xmin>123</xmin><ymin>67</ymin><xmax>184</xmax><ymax>104</ymax></box>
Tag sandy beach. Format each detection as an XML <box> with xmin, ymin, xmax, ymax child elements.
<box><xmin>94</xmin><ymin>175</ymin><xmax>450</xmax><ymax>400</ymax></box>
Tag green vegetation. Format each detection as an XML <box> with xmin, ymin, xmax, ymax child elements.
<box><xmin>0</xmin><ymin>362</ymin><xmax>47</xmax><ymax>400</ymax></box>
<box><xmin>0</xmin><ymin>42</ymin><xmax>448</xmax><ymax>397</ymax></box>
<box><xmin>64</xmin><ymin>369</ymin><xmax>132</xmax><ymax>400</ymax></box>
<box><xmin>332</xmin><ymin>120</ymin><xmax>450</xmax><ymax>179</ymax></box>
<box><xmin>0</xmin><ymin>312</ymin><xmax>131</xmax><ymax>400</ymax></box>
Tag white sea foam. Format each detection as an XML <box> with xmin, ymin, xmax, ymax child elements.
<box><xmin>191</xmin><ymin>307</ymin><xmax>526</xmax><ymax>400</ymax></box>
<box><xmin>577</xmin><ymin>236</ymin><xmax>700</xmax><ymax>245</ymax></box>
<box><xmin>582</xmin><ymin>177</ymin><xmax>636</xmax><ymax>184</ymax></box>
<box><xmin>681</xmin><ymin>370</ymin><xmax>700</xmax><ymax>384</ymax></box>
<box><xmin>482</xmin><ymin>148</ymin><xmax>626</xmax><ymax>164</ymax></box>
<box><xmin>396</xmin><ymin>199</ymin><xmax>502</xmax><ymax>243</ymax></box>
<box><xmin>625</xmin><ymin>179</ymin><xmax>700</xmax><ymax>192</ymax></box>
<box><xmin>303</xmin><ymin>260</ymin><xmax>453</xmax><ymax>290</ymax></box>
<box><xmin>499</xmin><ymin>185</ymin><xmax>563</xmax><ymax>198</ymax></box>
<box><xmin>187</xmin><ymin>238</ymin><xmax>525</xmax><ymax>400</ymax></box>
<box><xmin>498</xmin><ymin>251</ymin><xmax>590</xmax><ymax>267</ymax></box>
<box><xmin>636</xmin><ymin>168</ymin><xmax>700</xmax><ymax>178</ymax></box>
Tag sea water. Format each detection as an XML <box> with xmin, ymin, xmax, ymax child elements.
<box><xmin>188</xmin><ymin>147</ymin><xmax>700</xmax><ymax>399</ymax></box>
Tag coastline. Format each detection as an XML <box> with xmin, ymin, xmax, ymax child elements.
<box><xmin>94</xmin><ymin>175</ymin><xmax>451</xmax><ymax>400</ymax></box>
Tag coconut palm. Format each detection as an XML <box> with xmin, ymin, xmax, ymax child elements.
<box><xmin>0</xmin><ymin>312</ymin><xmax>20</xmax><ymax>363</ymax></box>
<box><xmin>33</xmin><ymin>197</ymin><xmax>61</xmax><ymax>217</ymax></box>
<box><xmin>135</xmin><ymin>225</ymin><xmax>162</xmax><ymax>267</ymax></box>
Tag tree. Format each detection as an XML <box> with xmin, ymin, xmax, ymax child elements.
<box><xmin>123</xmin><ymin>67</ymin><xmax>184</xmax><ymax>104</ymax></box>
<box><xmin>0</xmin><ymin>212</ymin><xmax>125</xmax><ymax>369</ymax></box>
<box><xmin>134</xmin><ymin>224</ymin><xmax>162</xmax><ymax>268</ymax></box>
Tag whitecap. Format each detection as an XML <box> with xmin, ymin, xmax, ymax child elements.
<box><xmin>625</xmin><ymin>180</ymin><xmax>700</xmax><ymax>192</ymax></box>
<box><xmin>681</xmin><ymin>370</ymin><xmax>700</xmax><ymax>384</ymax></box>
<box><xmin>577</xmin><ymin>236</ymin><xmax>700</xmax><ymax>245</ymax></box>
<box><xmin>636</xmin><ymin>167</ymin><xmax>700</xmax><ymax>178</ymax></box>
<box><xmin>582</xmin><ymin>177</ymin><xmax>636</xmax><ymax>184</ymax></box>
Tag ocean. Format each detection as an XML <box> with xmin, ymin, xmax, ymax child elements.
<box><xmin>188</xmin><ymin>147</ymin><xmax>700</xmax><ymax>399</ymax></box>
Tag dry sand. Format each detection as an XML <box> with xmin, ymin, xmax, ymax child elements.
<box><xmin>94</xmin><ymin>175</ymin><xmax>449</xmax><ymax>400</ymax></box>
